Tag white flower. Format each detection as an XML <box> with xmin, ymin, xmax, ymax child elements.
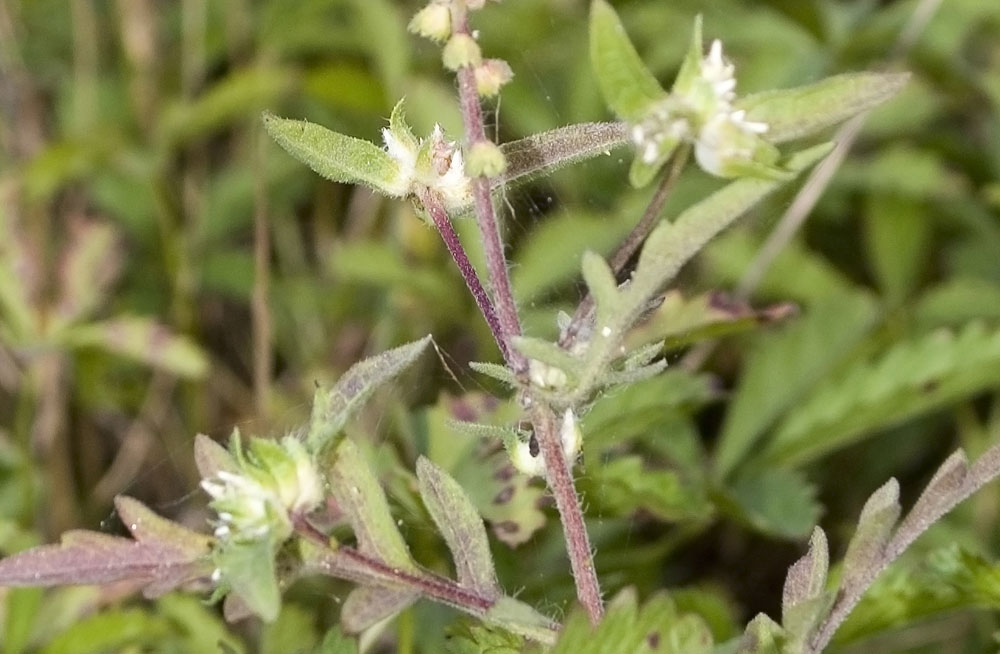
<box><xmin>381</xmin><ymin>122</ymin><xmax>472</xmax><ymax>210</ymax></box>
<box><xmin>630</xmin><ymin>34</ymin><xmax>780</xmax><ymax>179</ymax></box>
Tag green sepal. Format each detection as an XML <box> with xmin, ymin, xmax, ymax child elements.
<box><xmin>213</xmin><ymin>539</ymin><xmax>281</xmax><ymax>622</ymax></box>
<box><xmin>388</xmin><ymin>98</ymin><xmax>419</xmax><ymax>152</ymax></box>
<box><xmin>672</xmin><ymin>15</ymin><xmax>704</xmax><ymax>95</ymax></box>
<box><xmin>511</xmin><ymin>336</ymin><xmax>582</xmax><ymax>378</ymax></box>
<box><xmin>589</xmin><ymin>0</ymin><xmax>666</xmax><ymax>121</ymax></box>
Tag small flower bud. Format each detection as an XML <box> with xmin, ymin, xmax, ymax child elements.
<box><xmin>474</xmin><ymin>59</ymin><xmax>513</xmax><ymax>97</ymax></box>
<box><xmin>408</xmin><ymin>2</ymin><xmax>451</xmax><ymax>43</ymax></box>
<box><xmin>442</xmin><ymin>33</ymin><xmax>482</xmax><ymax>71</ymax></box>
<box><xmin>528</xmin><ymin>359</ymin><xmax>567</xmax><ymax>390</ymax></box>
<box><xmin>466</xmin><ymin>141</ymin><xmax>506</xmax><ymax>177</ymax></box>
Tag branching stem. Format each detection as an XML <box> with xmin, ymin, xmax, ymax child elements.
<box><xmin>451</xmin><ymin>3</ymin><xmax>525</xmax><ymax>374</ymax></box>
<box><xmin>418</xmin><ymin>187</ymin><xmax>512</xmax><ymax>364</ymax></box>
<box><xmin>560</xmin><ymin>146</ymin><xmax>690</xmax><ymax>349</ymax></box>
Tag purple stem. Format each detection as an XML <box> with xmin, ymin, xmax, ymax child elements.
<box><xmin>418</xmin><ymin>187</ymin><xmax>512</xmax><ymax>365</ymax></box>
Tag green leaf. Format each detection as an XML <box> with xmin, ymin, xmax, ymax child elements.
<box><xmin>115</xmin><ymin>496</ymin><xmax>213</xmax><ymax>562</ymax></box>
<box><xmin>39</xmin><ymin>608</ymin><xmax>169</xmax><ymax>654</ymax></box>
<box><xmin>589</xmin><ymin>0</ymin><xmax>666</xmax><ymax>121</ymax></box>
<box><xmin>624</xmin><ymin>290</ymin><xmax>797</xmax><ymax>352</ymax></box>
<box><xmin>468</xmin><ymin>361</ymin><xmax>518</xmax><ymax>387</ymax></box>
<box><xmin>720</xmin><ymin>468</ymin><xmax>820</xmax><ymax>539</ymax></box>
<box><xmin>445</xmin><ymin>619</ymin><xmax>524</xmax><ymax>654</ymax></box>
<box><xmin>60</xmin><ymin>317</ymin><xmax>209</xmax><ymax>379</ymax></box>
<box><xmin>734</xmin><ymin>614</ymin><xmax>786</xmax><ymax>654</ymax></box>
<box><xmin>840</xmin><ymin>480</ymin><xmax>901</xmax><ymax>591</ymax></box>
<box><xmin>781</xmin><ymin>528</ymin><xmax>833</xmax><ymax>644</ymax></box>
<box><xmin>262</xmin><ymin>114</ymin><xmax>404</xmax><ymax>197</ymax></box>
<box><xmin>581</xmin><ymin>250</ymin><xmax>620</xmax><ymax>324</ymax></box>
<box><xmin>915</xmin><ymin>278</ymin><xmax>1000</xmax><ymax>329</ymax></box>
<box><xmin>194</xmin><ymin>433</ymin><xmax>240</xmax><ymax>479</ymax></box>
<box><xmin>737</xmin><ymin>72</ymin><xmax>910</xmax><ymax>143</ymax></box>
<box><xmin>764</xmin><ymin>323</ymin><xmax>1000</xmax><ymax>466</ymax></box>
<box><xmin>713</xmin><ymin>292</ymin><xmax>878</xmax><ymax>478</ymax></box>
<box><xmin>512</xmin><ymin>336</ymin><xmax>581</xmax><ymax>378</ymax></box>
<box><xmin>215</xmin><ymin>539</ymin><xmax>281</xmax><ymax>622</ymax></box>
<box><xmin>551</xmin><ymin>588</ymin><xmax>713</xmax><ymax>653</ymax></box>
<box><xmin>483</xmin><ymin>597</ymin><xmax>559</xmax><ymax>646</ymax></box>
<box><xmin>416</xmin><ymin>457</ymin><xmax>499</xmax><ymax>596</ymax></box>
<box><xmin>4</xmin><ymin>587</ymin><xmax>42</xmax><ymax>654</ymax></box>
<box><xmin>340</xmin><ymin>586</ymin><xmax>418</xmax><ymax>633</ymax></box>
<box><xmin>586</xmin><ymin>456</ymin><xmax>712</xmax><ymax>522</ymax></box>
<box><xmin>314</xmin><ymin>627</ymin><xmax>359</xmax><ymax>654</ymax></box>
<box><xmin>52</xmin><ymin>220</ymin><xmax>119</xmax><ymax>327</ymax></box>
<box><xmin>308</xmin><ymin>336</ymin><xmax>432</xmax><ymax>452</ymax></box>
<box><xmin>261</xmin><ymin>604</ymin><xmax>319</xmax><ymax>654</ymax></box>
<box><xmin>328</xmin><ymin>439</ymin><xmax>418</xmax><ymax>573</ymax></box>
<box><xmin>499</xmin><ymin>122</ymin><xmax>629</xmax><ymax>188</ymax></box>
<box><xmin>863</xmin><ymin>194</ymin><xmax>931</xmax><ymax>305</ymax></box>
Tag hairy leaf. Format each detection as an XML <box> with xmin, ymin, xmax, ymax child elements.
<box><xmin>328</xmin><ymin>439</ymin><xmax>417</xmax><ymax>573</ymax></box>
<box><xmin>589</xmin><ymin>0</ymin><xmax>666</xmax><ymax>121</ymax></box>
<box><xmin>263</xmin><ymin>114</ymin><xmax>403</xmax><ymax>197</ymax></box>
<box><xmin>581</xmin><ymin>250</ymin><xmax>621</xmax><ymax>325</ymax></box>
<box><xmin>445</xmin><ymin>619</ymin><xmax>524</xmax><ymax>654</ymax></box>
<box><xmin>416</xmin><ymin>457</ymin><xmax>499</xmax><ymax>597</ymax></box>
<box><xmin>0</xmin><ymin>520</ymin><xmax>211</xmax><ymax>597</ymax></box>
<box><xmin>308</xmin><ymin>336</ymin><xmax>432</xmax><ymax>452</ymax></box>
<box><xmin>781</xmin><ymin>528</ymin><xmax>833</xmax><ymax>646</ymax></box>
<box><xmin>499</xmin><ymin>122</ymin><xmax>629</xmax><ymax>188</ymax></box>
<box><xmin>625</xmin><ymin>290</ymin><xmax>797</xmax><ymax>352</ymax></box>
<box><xmin>194</xmin><ymin>433</ymin><xmax>240</xmax><ymax>479</ymax></box>
<box><xmin>764</xmin><ymin>323</ymin><xmax>1000</xmax><ymax>466</ymax></box>
<box><xmin>340</xmin><ymin>586</ymin><xmax>418</xmax><ymax>633</ymax></box>
<box><xmin>714</xmin><ymin>291</ymin><xmax>878</xmax><ymax>478</ymax></box>
<box><xmin>735</xmin><ymin>614</ymin><xmax>786</xmax><ymax>654</ymax></box>
<box><xmin>721</xmin><ymin>468</ymin><xmax>820</xmax><ymax>539</ymax></box>
<box><xmin>585</xmin><ymin>456</ymin><xmax>712</xmax><ymax>522</ymax></box>
<box><xmin>214</xmin><ymin>539</ymin><xmax>280</xmax><ymax>622</ymax></box>
<box><xmin>737</xmin><ymin>72</ymin><xmax>909</xmax><ymax>143</ymax></box>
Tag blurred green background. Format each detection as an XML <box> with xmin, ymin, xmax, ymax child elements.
<box><xmin>2</xmin><ymin>0</ymin><xmax>1000</xmax><ymax>651</ymax></box>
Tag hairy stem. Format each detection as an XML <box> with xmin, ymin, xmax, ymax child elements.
<box><xmin>560</xmin><ymin>147</ymin><xmax>689</xmax><ymax>349</ymax></box>
<box><xmin>417</xmin><ymin>186</ymin><xmax>512</xmax><ymax>364</ymax></box>
<box><xmin>532</xmin><ymin>404</ymin><xmax>604</xmax><ymax>624</ymax></box>
<box><xmin>451</xmin><ymin>4</ymin><xmax>525</xmax><ymax>373</ymax></box>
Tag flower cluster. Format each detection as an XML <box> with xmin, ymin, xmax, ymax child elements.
<box><xmin>201</xmin><ymin>436</ymin><xmax>323</xmax><ymax>545</ymax></box>
<box><xmin>383</xmin><ymin>120</ymin><xmax>473</xmax><ymax>210</ymax></box>
<box><xmin>506</xmin><ymin>409</ymin><xmax>583</xmax><ymax>478</ymax></box>
<box><xmin>632</xmin><ymin>34</ymin><xmax>781</xmax><ymax>179</ymax></box>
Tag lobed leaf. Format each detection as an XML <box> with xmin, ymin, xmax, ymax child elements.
<box><xmin>551</xmin><ymin>588</ymin><xmax>713</xmax><ymax>653</ymax></box>
<box><xmin>262</xmin><ymin>113</ymin><xmax>403</xmax><ymax>197</ymax></box>
<box><xmin>308</xmin><ymin>336</ymin><xmax>432</xmax><ymax>452</ymax></box>
<box><xmin>589</xmin><ymin>0</ymin><xmax>666</xmax><ymax>121</ymax></box>
<box><xmin>763</xmin><ymin>323</ymin><xmax>1000</xmax><ymax>467</ymax></box>
<box><xmin>737</xmin><ymin>72</ymin><xmax>910</xmax><ymax>143</ymax></box>
<box><xmin>416</xmin><ymin>457</ymin><xmax>499</xmax><ymax>597</ymax></box>
<box><xmin>713</xmin><ymin>291</ymin><xmax>878</xmax><ymax>478</ymax></box>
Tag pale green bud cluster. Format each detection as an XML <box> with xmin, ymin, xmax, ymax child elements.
<box><xmin>201</xmin><ymin>436</ymin><xmax>323</xmax><ymax>545</ymax></box>
<box><xmin>408</xmin><ymin>2</ymin><xmax>452</xmax><ymax>43</ymax></box>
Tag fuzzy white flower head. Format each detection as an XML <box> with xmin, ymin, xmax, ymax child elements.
<box><xmin>380</xmin><ymin>117</ymin><xmax>472</xmax><ymax>210</ymax></box>
<box><xmin>631</xmin><ymin>28</ymin><xmax>781</xmax><ymax>180</ymax></box>
<box><xmin>201</xmin><ymin>470</ymin><xmax>281</xmax><ymax>541</ymax></box>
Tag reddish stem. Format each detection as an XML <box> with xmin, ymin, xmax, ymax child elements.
<box><xmin>418</xmin><ymin>187</ymin><xmax>512</xmax><ymax>365</ymax></box>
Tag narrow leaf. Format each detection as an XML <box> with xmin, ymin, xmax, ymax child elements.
<box><xmin>782</xmin><ymin>527</ymin><xmax>829</xmax><ymax>617</ymax></box>
<box><xmin>308</xmin><ymin>336</ymin><xmax>432</xmax><ymax>452</ymax></box>
<box><xmin>841</xmin><ymin>479</ymin><xmax>900</xmax><ymax>590</ymax></box>
<box><xmin>53</xmin><ymin>220</ymin><xmax>120</xmax><ymax>325</ymax></box>
<box><xmin>60</xmin><ymin>317</ymin><xmax>208</xmax><ymax>378</ymax></box>
<box><xmin>737</xmin><ymin>72</ymin><xmax>910</xmax><ymax>143</ymax></box>
<box><xmin>115</xmin><ymin>496</ymin><xmax>212</xmax><ymax>558</ymax></box>
<box><xmin>511</xmin><ymin>336</ymin><xmax>581</xmax><ymax>377</ymax></box>
<box><xmin>581</xmin><ymin>250</ymin><xmax>620</xmax><ymax>324</ymax></box>
<box><xmin>194</xmin><ymin>433</ymin><xmax>240</xmax><ymax>479</ymax></box>
<box><xmin>416</xmin><ymin>457</ymin><xmax>499</xmax><ymax>597</ymax></box>
<box><xmin>263</xmin><ymin>113</ymin><xmax>403</xmax><ymax>197</ymax></box>
<box><xmin>589</xmin><ymin>0</ymin><xmax>666</xmax><ymax>121</ymax></box>
<box><xmin>340</xmin><ymin>586</ymin><xmax>418</xmax><ymax>633</ymax></box>
<box><xmin>468</xmin><ymin>361</ymin><xmax>517</xmax><ymax>386</ymax></box>
<box><xmin>328</xmin><ymin>439</ymin><xmax>417</xmax><ymax>573</ymax></box>
<box><xmin>499</xmin><ymin>122</ymin><xmax>629</xmax><ymax>188</ymax></box>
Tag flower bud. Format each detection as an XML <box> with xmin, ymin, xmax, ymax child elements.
<box><xmin>442</xmin><ymin>33</ymin><xmax>482</xmax><ymax>71</ymax></box>
<box><xmin>474</xmin><ymin>59</ymin><xmax>513</xmax><ymax>97</ymax></box>
<box><xmin>408</xmin><ymin>2</ymin><xmax>452</xmax><ymax>43</ymax></box>
<box><xmin>466</xmin><ymin>141</ymin><xmax>506</xmax><ymax>177</ymax></box>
